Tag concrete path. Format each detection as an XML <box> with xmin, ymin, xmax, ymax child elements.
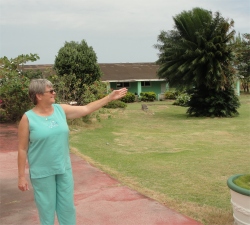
<box><xmin>0</xmin><ymin>123</ymin><xmax>203</xmax><ymax>225</ymax></box>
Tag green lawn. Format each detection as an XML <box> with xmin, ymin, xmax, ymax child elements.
<box><xmin>69</xmin><ymin>94</ymin><xmax>250</xmax><ymax>225</ymax></box>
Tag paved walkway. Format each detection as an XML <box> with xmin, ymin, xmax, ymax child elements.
<box><xmin>0</xmin><ymin>123</ymin><xmax>203</xmax><ymax>225</ymax></box>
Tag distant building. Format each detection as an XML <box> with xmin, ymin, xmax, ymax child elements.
<box><xmin>23</xmin><ymin>63</ymin><xmax>169</xmax><ymax>100</ymax></box>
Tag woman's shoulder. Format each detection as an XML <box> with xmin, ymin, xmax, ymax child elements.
<box><xmin>25</xmin><ymin>108</ymin><xmax>34</xmax><ymax>116</ymax></box>
<box><xmin>54</xmin><ymin>103</ymin><xmax>68</xmax><ymax>110</ymax></box>
<box><xmin>53</xmin><ymin>103</ymin><xmax>61</xmax><ymax>108</ymax></box>
<box><xmin>53</xmin><ymin>104</ymin><xmax>67</xmax><ymax>115</ymax></box>
<box><xmin>19</xmin><ymin>113</ymin><xmax>29</xmax><ymax>128</ymax></box>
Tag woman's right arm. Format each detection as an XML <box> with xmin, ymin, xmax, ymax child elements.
<box><xmin>18</xmin><ymin>114</ymin><xmax>30</xmax><ymax>191</ymax></box>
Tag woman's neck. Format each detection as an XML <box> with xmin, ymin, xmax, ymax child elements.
<box><xmin>33</xmin><ymin>104</ymin><xmax>54</xmax><ymax>116</ymax></box>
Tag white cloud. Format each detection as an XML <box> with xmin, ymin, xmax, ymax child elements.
<box><xmin>1</xmin><ymin>0</ymin><xmax>249</xmax><ymax>33</ymax></box>
<box><xmin>0</xmin><ymin>0</ymin><xmax>249</xmax><ymax>63</ymax></box>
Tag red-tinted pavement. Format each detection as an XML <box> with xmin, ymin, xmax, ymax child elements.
<box><xmin>0</xmin><ymin>123</ymin><xmax>203</xmax><ymax>225</ymax></box>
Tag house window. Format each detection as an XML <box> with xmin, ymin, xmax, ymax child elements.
<box><xmin>117</xmin><ymin>82</ymin><xmax>130</xmax><ymax>88</ymax></box>
<box><xmin>141</xmin><ymin>81</ymin><xmax>151</xmax><ymax>87</ymax></box>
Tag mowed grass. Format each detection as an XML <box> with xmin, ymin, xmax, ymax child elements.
<box><xmin>69</xmin><ymin>94</ymin><xmax>250</xmax><ymax>225</ymax></box>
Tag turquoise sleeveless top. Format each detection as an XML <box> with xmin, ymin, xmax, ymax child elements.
<box><xmin>25</xmin><ymin>104</ymin><xmax>71</xmax><ymax>179</ymax></box>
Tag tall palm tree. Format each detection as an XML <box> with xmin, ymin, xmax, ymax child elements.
<box><xmin>155</xmin><ymin>8</ymin><xmax>240</xmax><ymax>117</ymax></box>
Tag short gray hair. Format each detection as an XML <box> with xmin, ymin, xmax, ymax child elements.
<box><xmin>29</xmin><ymin>79</ymin><xmax>53</xmax><ymax>105</ymax></box>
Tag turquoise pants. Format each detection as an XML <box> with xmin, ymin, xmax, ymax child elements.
<box><xmin>31</xmin><ymin>169</ymin><xmax>76</xmax><ymax>225</ymax></box>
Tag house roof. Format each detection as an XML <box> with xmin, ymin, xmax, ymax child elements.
<box><xmin>22</xmin><ymin>63</ymin><xmax>162</xmax><ymax>82</ymax></box>
<box><xmin>21</xmin><ymin>64</ymin><xmax>55</xmax><ymax>77</ymax></box>
<box><xmin>98</xmin><ymin>63</ymin><xmax>162</xmax><ymax>82</ymax></box>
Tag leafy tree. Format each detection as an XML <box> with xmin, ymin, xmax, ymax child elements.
<box><xmin>231</xmin><ymin>33</ymin><xmax>250</xmax><ymax>92</ymax></box>
<box><xmin>0</xmin><ymin>54</ymin><xmax>40</xmax><ymax>122</ymax></box>
<box><xmin>54</xmin><ymin>40</ymin><xmax>102</xmax><ymax>85</ymax></box>
<box><xmin>1</xmin><ymin>54</ymin><xmax>39</xmax><ymax>71</ymax></box>
<box><xmin>154</xmin><ymin>7</ymin><xmax>240</xmax><ymax>117</ymax></box>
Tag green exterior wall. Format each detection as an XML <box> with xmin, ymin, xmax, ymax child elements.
<box><xmin>109</xmin><ymin>81</ymin><xmax>169</xmax><ymax>99</ymax></box>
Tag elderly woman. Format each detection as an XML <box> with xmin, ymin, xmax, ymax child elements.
<box><xmin>18</xmin><ymin>79</ymin><xmax>127</xmax><ymax>225</ymax></box>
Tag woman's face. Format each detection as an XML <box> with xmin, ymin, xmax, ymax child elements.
<box><xmin>41</xmin><ymin>86</ymin><xmax>56</xmax><ymax>104</ymax></box>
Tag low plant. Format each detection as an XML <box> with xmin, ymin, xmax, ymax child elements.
<box><xmin>165</xmin><ymin>91</ymin><xmax>178</xmax><ymax>99</ymax></box>
<box><xmin>121</xmin><ymin>92</ymin><xmax>135</xmax><ymax>103</ymax></box>
<box><xmin>173</xmin><ymin>92</ymin><xmax>191</xmax><ymax>106</ymax></box>
<box><xmin>140</xmin><ymin>92</ymin><xmax>156</xmax><ymax>102</ymax></box>
<box><xmin>234</xmin><ymin>174</ymin><xmax>250</xmax><ymax>190</ymax></box>
<box><xmin>104</xmin><ymin>100</ymin><xmax>127</xmax><ymax>108</ymax></box>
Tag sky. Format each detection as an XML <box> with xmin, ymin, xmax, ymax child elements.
<box><xmin>0</xmin><ymin>0</ymin><xmax>249</xmax><ymax>65</ymax></box>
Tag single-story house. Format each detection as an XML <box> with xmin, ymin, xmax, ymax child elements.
<box><xmin>98</xmin><ymin>63</ymin><xmax>168</xmax><ymax>99</ymax></box>
<box><xmin>22</xmin><ymin>62</ymin><xmax>241</xmax><ymax>97</ymax></box>
<box><xmin>23</xmin><ymin>63</ymin><xmax>169</xmax><ymax>100</ymax></box>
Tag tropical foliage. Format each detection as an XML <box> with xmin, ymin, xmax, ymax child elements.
<box><xmin>0</xmin><ymin>54</ymin><xmax>40</xmax><ymax>122</ymax></box>
<box><xmin>155</xmin><ymin>8</ymin><xmax>240</xmax><ymax>117</ymax></box>
<box><xmin>186</xmin><ymin>85</ymin><xmax>240</xmax><ymax>117</ymax></box>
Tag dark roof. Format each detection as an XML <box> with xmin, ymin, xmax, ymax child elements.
<box><xmin>22</xmin><ymin>63</ymin><xmax>162</xmax><ymax>81</ymax></box>
<box><xmin>21</xmin><ymin>64</ymin><xmax>55</xmax><ymax>77</ymax></box>
<box><xmin>99</xmin><ymin>63</ymin><xmax>161</xmax><ymax>82</ymax></box>
<box><xmin>21</xmin><ymin>64</ymin><xmax>53</xmax><ymax>71</ymax></box>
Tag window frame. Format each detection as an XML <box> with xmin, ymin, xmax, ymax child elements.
<box><xmin>116</xmin><ymin>82</ymin><xmax>130</xmax><ymax>88</ymax></box>
<box><xmin>141</xmin><ymin>81</ymin><xmax>151</xmax><ymax>87</ymax></box>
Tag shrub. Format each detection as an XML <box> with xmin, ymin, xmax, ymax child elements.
<box><xmin>49</xmin><ymin>75</ymin><xmax>109</xmax><ymax>123</ymax></box>
<box><xmin>81</xmin><ymin>81</ymin><xmax>107</xmax><ymax>105</ymax></box>
<box><xmin>48</xmin><ymin>73</ymin><xmax>82</xmax><ymax>104</ymax></box>
<box><xmin>104</xmin><ymin>100</ymin><xmax>127</xmax><ymax>109</ymax></box>
<box><xmin>140</xmin><ymin>92</ymin><xmax>156</xmax><ymax>102</ymax></box>
<box><xmin>0</xmin><ymin>54</ymin><xmax>39</xmax><ymax>122</ymax></box>
<box><xmin>0</xmin><ymin>71</ymin><xmax>33</xmax><ymax>122</ymax></box>
<box><xmin>165</xmin><ymin>91</ymin><xmax>179</xmax><ymax>99</ymax></box>
<box><xmin>121</xmin><ymin>92</ymin><xmax>135</xmax><ymax>103</ymax></box>
<box><xmin>173</xmin><ymin>93</ymin><xmax>191</xmax><ymax>106</ymax></box>
<box><xmin>48</xmin><ymin>74</ymin><xmax>107</xmax><ymax>105</ymax></box>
